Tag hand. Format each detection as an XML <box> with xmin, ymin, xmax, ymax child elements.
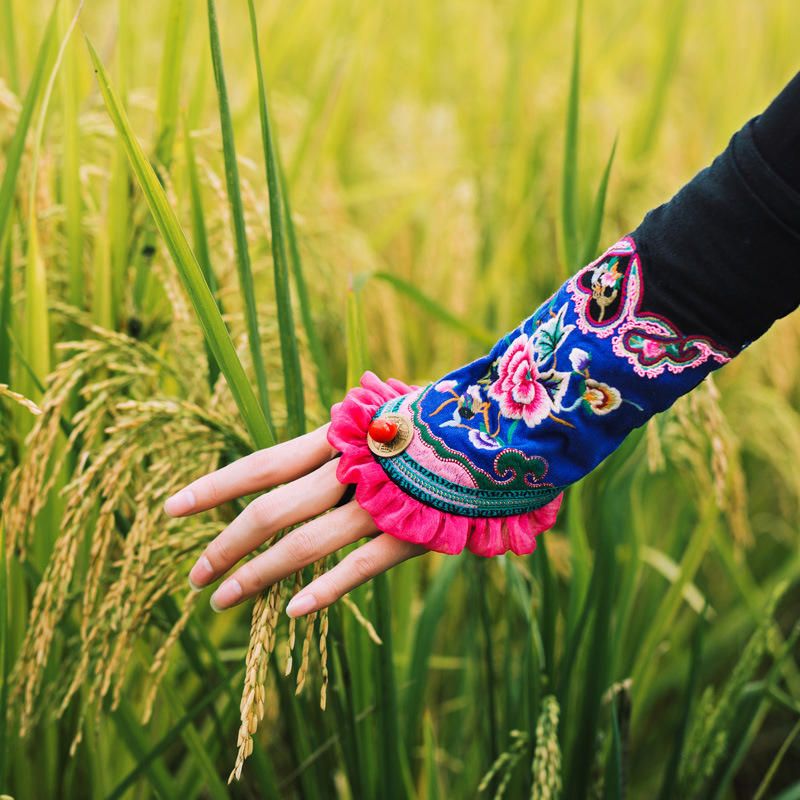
<box><xmin>164</xmin><ymin>424</ymin><xmax>426</xmax><ymax>616</ymax></box>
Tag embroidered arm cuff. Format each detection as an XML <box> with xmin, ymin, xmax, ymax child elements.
<box><xmin>328</xmin><ymin>94</ymin><xmax>800</xmax><ymax>557</ymax></box>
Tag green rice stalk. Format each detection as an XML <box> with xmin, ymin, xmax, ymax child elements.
<box><xmin>0</xmin><ymin>521</ymin><xmax>9</xmax><ymax>788</ymax></box>
<box><xmin>633</xmin><ymin>0</ymin><xmax>688</xmax><ymax>156</ymax></box>
<box><xmin>23</xmin><ymin>1</ymin><xmax>84</xmax><ymax>403</ymax></box>
<box><xmin>422</xmin><ymin>712</ymin><xmax>443</xmax><ymax>800</ymax></box>
<box><xmin>403</xmin><ymin>554</ymin><xmax>464</xmax><ymax>752</ymax></box>
<box><xmin>154</xmin><ymin>0</ymin><xmax>187</xmax><ymax>165</ymax></box>
<box><xmin>533</xmin><ymin>539</ymin><xmax>558</xmax><ymax>691</ymax></box>
<box><xmin>246</xmin><ymin>0</ymin><xmax>305</xmax><ymax>437</ymax></box>
<box><xmin>679</xmin><ymin>597</ymin><xmax>780</xmax><ymax>797</ymax></box>
<box><xmin>712</xmin><ymin>527</ymin><xmax>800</xmax><ymax>696</ymax></box>
<box><xmin>345</xmin><ymin>282</ymin><xmax>405</xmax><ymax>796</ymax></box>
<box><xmin>274</xmin><ymin>664</ymin><xmax>330</xmax><ymax>797</ymax></box>
<box><xmin>206</xmin><ymin>0</ymin><xmax>273</xmax><ymax>431</ymax></box>
<box><xmin>183</xmin><ymin>121</ymin><xmax>221</xmax><ymax>389</ymax></box>
<box><xmin>373</xmin><ymin>570</ymin><xmax>406</xmax><ymax>800</ymax></box>
<box><xmin>0</xmin><ymin>237</ymin><xmax>12</xmax><ymax>384</ymax></box>
<box><xmin>158</xmin><ymin>667</ymin><xmax>230</xmax><ymax>800</ymax></box>
<box><xmin>92</xmin><ymin>210</ymin><xmax>113</xmax><ymax>329</ymax></box>
<box><xmin>86</xmin><ymin>37</ymin><xmax>273</xmax><ymax>449</ymax></box>
<box><xmin>22</xmin><ymin>217</ymin><xmax>49</xmax><ymax>404</ymax></box>
<box><xmin>630</xmin><ymin>500</ymin><xmax>718</xmax><ymax>706</ymax></box>
<box><xmin>59</xmin><ymin>0</ymin><xmax>83</xmax><ymax>316</ymax></box>
<box><xmin>657</xmin><ymin>609</ymin><xmax>706</xmax><ymax>800</ymax></box>
<box><xmin>345</xmin><ymin>274</ymin><xmax>368</xmax><ymax>389</ymax></box>
<box><xmin>556</xmin><ymin>557</ymin><xmax>599</xmax><ymax>703</ymax></box>
<box><xmin>131</xmin><ymin>0</ymin><xmax>188</xmax><ymax>308</ymax></box>
<box><xmin>608</xmin><ymin>469</ymin><xmax>646</xmax><ymax>679</ymax></box>
<box><xmin>6</xmin><ymin>325</ymin><xmax>46</xmax><ymax>396</ymax></box>
<box><xmin>325</xmin><ymin>604</ymin><xmax>367</xmax><ymax>798</ymax></box>
<box><xmin>373</xmin><ymin>271</ymin><xmax>496</xmax><ymax>347</ymax></box>
<box><xmin>475</xmin><ymin>559</ymin><xmax>499</xmax><ymax>763</ymax></box>
<box><xmin>603</xmin><ymin>693</ymin><xmax>625</xmax><ymax>800</ymax></box>
<box><xmin>0</xmin><ymin>1</ymin><xmax>59</xmax><ymax>252</ymax></box>
<box><xmin>108</xmin><ymin>0</ymin><xmax>131</xmax><ymax>325</ymax></box>
<box><xmin>706</xmin><ymin>619</ymin><xmax>800</xmax><ymax>800</ymax></box>
<box><xmin>503</xmin><ymin>558</ymin><xmax>543</xmax><ymax>755</ymax></box>
<box><xmin>752</xmin><ymin>704</ymin><xmax>800</xmax><ymax>800</ymax></box>
<box><xmin>580</xmin><ymin>134</ymin><xmax>618</xmax><ymax>266</ymax></box>
<box><xmin>283</xmin><ymin>39</ymin><xmax>347</xmax><ymax>188</ymax></box>
<box><xmin>564</xmin><ymin>480</ymin><xmax>591</xmax><ymax>641</ymax></box>
<box><xmin>560</xmin><ymin>0</ymin><xmax>583</xmax><ymax>273</ymax></box>
<box><xmin>108</xmin><ymin>699</ymin><xmax>180</xmax><ymax>798</ymax></box>
<box><xmin>562</xmin><ymin>527</ymin><xmax>616</xmax><ymax>800</ymax></box>
<box><xmin>1</xmin><ymin>0</ymin><xmax>19</xmax><ymax>92</ymax></box>
<box><xmin>281</xmin><ymin>160</ymin><xmax>333</xmax><ymax>410</ymax></box>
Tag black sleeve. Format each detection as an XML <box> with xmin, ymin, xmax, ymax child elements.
<box><xmin>630</xmin><ymin>71</ymin><xmax>800</xmax><ymax>352</ymax></box>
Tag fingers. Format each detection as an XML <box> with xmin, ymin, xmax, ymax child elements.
<box><xmin>188</xmin><ymin>458</ymin><xmax>347</xmax><ymax>589</ymax></box>
<box><xmin>285</xmin><ymin>534</ymin><xmax>426</xmax><ymax>617</ymax></box>
<box><xmin>209</xmin><ymin>501</ymin><xmax>378</xmax><ymax>610</ymax></box>
<box><xmin>165</xmin><ymin>424</ymin><xmax>337</xmax><ymax>516</ymax></box>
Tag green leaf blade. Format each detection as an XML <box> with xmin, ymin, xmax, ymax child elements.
<box><xmin>86</xmin><ymin>36</ymin><xmax>273</xmax><ymax>450</ymax></box>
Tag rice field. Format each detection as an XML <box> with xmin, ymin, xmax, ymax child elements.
<box><xmin>1</xmin><ymin>0</ymin><xmax>799</xmax><ymax>797</ymax></box>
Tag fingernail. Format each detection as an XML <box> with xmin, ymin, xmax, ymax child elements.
<box><xmin>286</xmin><ymin>593</ymin><xmax>317</xmax><ymax>618</ymax></box>
<box><xmin>188</xmin><ymin>556</ymin><xmax>214</xmax><ymax>590</ymax></box>
<box><xmin>165</xmin><ymin>488</ymin><xmax>196</xmax><ymax>516</ymax></box>
<box><xmin>210</xmin><ymin>578</ymin><xmax>242</xmax><ymax>612</ymax></box>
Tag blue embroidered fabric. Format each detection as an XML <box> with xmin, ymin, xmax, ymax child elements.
<box><xmin>372</xmin><ymin>236</ymin><xmax>734</xmax><ymax>517</ymax></box>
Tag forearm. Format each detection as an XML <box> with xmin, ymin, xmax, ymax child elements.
<box><xmin>329</xmin><ymin>72</ymin><xmax>800</xmax><ymax>558</ymax></box>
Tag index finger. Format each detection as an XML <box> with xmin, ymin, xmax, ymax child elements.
<box><xmin>165</xmin><ymin>424</ymin><xmax>337</xmax><ymax>516</ymax></box>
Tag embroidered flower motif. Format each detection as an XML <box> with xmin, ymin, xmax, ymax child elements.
<box><xmin>593</xmin><ymin>260</ymin><xmax>622</xmax><ymax>290</ymax></box>
<box><xmin>590</xmin><ymin>259</ymin><xmax>624</xmax><ymax>322</ymax></box>
<box><xmin>582</xmin><ymin>379</ymin><xmax>621</xmax><ymax>415</ymax></box>
<box><xmin>641</xmin><ymin>338</ymin><xmax>667</xmax><ymax>360</ymax></box>
<box><xmin>532</xmin><ymin>303</ymin><xmax>575</xmax><ymax>364</ymax></box>
<box><xmin>488</xmin><ymin>334</ymin><xmax>553</xmax><ymax>428</ymax></box>
<box><xmin>569</xmin><ymin>347</ymin><xmax>590</xmax><ymax>372</ymax></box>
<box><xmin>435</xmin><ymin>379</ymin><xmax>458</xmax><ymax>392</ymax></box>
<box><xmin>468</xmin><ymin>429</ymin><xmax>502</xmax><ymax>451</ymax></box>
<box><xmin>599</xmin><ymin>270</ymin><xmax>619</xmax><ymax>288</ymax></box>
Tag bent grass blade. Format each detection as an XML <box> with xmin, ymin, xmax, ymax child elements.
<box><xmin>86</xmin><ymin>37</ymin><xmax>273</xmax><ymax>450</ymax></box>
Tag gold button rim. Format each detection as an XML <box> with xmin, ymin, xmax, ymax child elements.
<box><xmin>366</xmin><ymin>413</ymin><xmax>413</xmax><ymax>458</ymax></box>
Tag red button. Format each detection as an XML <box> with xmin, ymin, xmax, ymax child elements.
<box><xmin>368</xmin><ymin>418</ymin><xmax>399</xmax><ymax>443</ymax></box>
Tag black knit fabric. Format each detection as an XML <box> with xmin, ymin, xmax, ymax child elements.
<box><xmin>754</xmin><ymin>70</ymin><xmax>800</xmax><ymax>190</ymax></box>
<box><xmin>631</xmin><ymin>73</ymin><xmax>800</xmax><ymax>352</ymax></box>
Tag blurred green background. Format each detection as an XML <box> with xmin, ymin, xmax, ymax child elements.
<box><xmin>1</xmin><ymin>0</ymin><xmax>799</xmax><ymax>798</ymax></box>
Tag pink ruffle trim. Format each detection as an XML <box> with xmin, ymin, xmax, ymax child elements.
<box><xmin>327</xmin><ymin>370</ymin><xmax>564</xmax><ymax>557</ymax></box>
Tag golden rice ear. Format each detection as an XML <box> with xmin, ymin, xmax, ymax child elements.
<box><xmin>229</xmin><ymin>582</ymin><xmax>283</xmax><ymax>784</ymax></box>
<box><xmin>6</xmin><ymin>327</ymin><xmax>247</xmax><ymax>737</ymax></box>
<box><xmin>662</xmin><ymin>376</ymin><xmax>750</xmax><ymax>547</ymax></box>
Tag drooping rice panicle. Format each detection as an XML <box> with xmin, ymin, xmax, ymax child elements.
<box><xmin>531</xmin><ymin>696</ymin><xmax>562</xmax><ymax>800</ymax></box>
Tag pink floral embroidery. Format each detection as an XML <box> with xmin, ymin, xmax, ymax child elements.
<box><xmin>569</xmin><ymin>236</ymin><xmax>733</xmax><ymax>377</ymax></box>
<box><xmin>567</xmin><ymin>239</ymin><xmax>638</xmax><ymax>337</ymax></box>
<box><xmin>641</xmin><ymin>339</ymin><xmax>666</xmax><ymax>360</ymax></box>
<box><xmin>612</xmin><ymin>318</ymin><xmax>732</xmax><ymax>379</ymax></box>
<box><xmin>488</xmin><ymin>333</ymin><xmax>552</xmax><ymax>428</ymax></box>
